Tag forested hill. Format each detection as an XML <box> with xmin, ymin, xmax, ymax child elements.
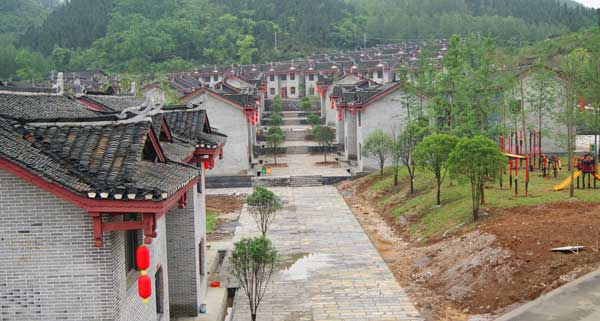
<box><xmin>1</xmin><ymin>0</ymin><xmax>598</xmax><ymax>80</ymax></box>
<box><xmin>348</xmin><ymin>0</ymin><xmax>597</xmax><ymax>43</ymax></box>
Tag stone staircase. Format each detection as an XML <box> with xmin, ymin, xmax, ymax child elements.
<box><xmin>290</xmin><ymin>175</ymin><xmax>323</xmax><ymax>187</ymax></box>
<box><xmin>286</xmin><ymin>145</ymin><xmax>312</xmax><ymax>154</ymax></box>
<box><xmin>282</xmin><ymin>117</ymin><xmax>304</xmax><ymax>126</ymax></box>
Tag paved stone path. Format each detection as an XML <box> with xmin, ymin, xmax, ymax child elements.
<box><xmin>229</xmin><ymin>186</ymin><xmax>422</xmax><ymax>321</ymax></box>
<box><xmin>257</xmin><ymin>154</ymin><xmax>351</xmax><ymax>177</ymax></box>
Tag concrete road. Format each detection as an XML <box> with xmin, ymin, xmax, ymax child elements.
<box><xmin>497</xmin><ymin>270</ymin><xmax>600</xmax><ymax>321</ymax></box>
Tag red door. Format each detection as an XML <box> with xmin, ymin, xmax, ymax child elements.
<box><xmin>280</xmin><ymin>87</ymin><xmax>287</xmax><ymax>99</ymax></box>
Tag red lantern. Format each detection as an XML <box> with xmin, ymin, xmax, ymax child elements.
<box><xmin>136</xmin><ymin>245</ymin><xmax>150</xmax><ymax>271</ymax></box>
<box><xmin>204</xmin><ymin>161</ymin><xmax>209</xmax><ymax>170</ymax></box>
<box><xmin>330</xmin><ymin>99</ymin><xmax>335</xmax><ymax>110</ymax></box>
<box><xmin>138</xmin><ymin>275</ymin><xmax>152</xmax><ymax>303</ymax></box>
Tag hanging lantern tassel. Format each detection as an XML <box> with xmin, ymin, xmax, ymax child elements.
<box><xmin>337</xmin><ymin>109</ymin><xmax>342</xmax><ymax>121</ymax></box>
<box><xmin>330</xmin><ymin>99</ymin><xmax>335</xmax><ymax>110</ymax></box>
<box><xmin>136</xmin><ymin>245</ymin><xmax>151</xmax><ymax>303</ymax></box>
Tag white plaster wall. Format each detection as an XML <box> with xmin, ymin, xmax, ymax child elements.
<box><xmin>359</xmin><ymin>90</ymin><xmax>412</xmax><ymax>171</ymax></box>
<box><xmin>188</xmin><ymin>94</ymin><xmax>250</xmax><ymax>176</ymax></box>
<box><xmin>512</xmin><ymin>73</ymin><xmax>568</xmax><ymax>154</ymax></box>
<box><xmin>336</xmin><ymin>107</ymin><xmax>345</xmax><ymax>145</ymax></box>
<box><xmin>305</xmin><ymin>74</ymin><xmax>318</xmax><ymax>96</ymax></box>
<box><xmin>345</xmin><ymin>110</ymin><xmax>358</xmax><ymax>160</ymax></box>
<box><xmin>325</xmin><ymin>90</ymin><xmax>338</xmax><ymax>126</ymax></box>
<box><xmin>267</xmin><ymin>75</ymin><xmax>278</xmax><ymax>99</ymax></box>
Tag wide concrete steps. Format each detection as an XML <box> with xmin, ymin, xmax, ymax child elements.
<box><xmin>286</xmin><ymin>145</ymin><xmax>311</xmax><ymax>154</ymax></box>
<box><xmin>285</xmin><ymin>130</ymin><xmax>308</xmax><ymax>141</ymax></box>
<box><xmin>290</xmin><ymin>175</ymin><xmax>323</xmax><ymax>187</ymax></box>
<box><xmin>205</xmin><ymin>176</ymin><xmax>253</xmax><ymax>189</ymax></box>
<box><xmin>282</xmin><ymin>117</ymin><xmax>305</xmax><ymax>126</ymax></box>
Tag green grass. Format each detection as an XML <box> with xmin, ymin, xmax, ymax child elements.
<box><xmin>206</xmin><ymin>211</ymin><xmax>217</xmax><ymax>234</ymax></box>
<box><xmin>366</xmin><ymin>164</ymin><xmax>600</xmax><ymax>240</ymax></box>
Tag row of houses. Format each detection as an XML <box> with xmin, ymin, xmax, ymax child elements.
<box><xmin>167</xmin><ymin>40</ymin><xmax>449</xmax><ymax>100</ymax></box>
<box><xmin>324</xmin><ymin>67</ymin><xmax>570</xmax><ymax>171</ymax></box>
<box><xmin>0</xmin><ymin>74</ymin><xmax>228</xmax><ymax>320</ymax></box>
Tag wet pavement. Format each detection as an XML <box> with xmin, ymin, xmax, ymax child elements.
<box><xmin>229</xmin><ymin>186</ymin><xmax>422</xmax><ymax>321</ymax></box>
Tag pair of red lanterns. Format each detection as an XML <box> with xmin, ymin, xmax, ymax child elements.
<box><xmin>136</xmin><ymin>245</ymin><xmax>152</xmax><ymax>303</ymax></box>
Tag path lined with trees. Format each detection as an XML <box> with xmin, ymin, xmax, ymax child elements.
<box><xmin>228</xmin><ymin>186</ymin><xmax>422</xmax><ymax>321</ymax></box>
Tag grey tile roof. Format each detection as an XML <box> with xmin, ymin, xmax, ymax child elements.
<box><xmin>162</xmin><ymin>107</ymin><xmax>227</xmax><ymax>148</ymax></box>
<box><xmin>83</xmin><ymin>94</ymin><xmax>144</xmax><ymax>112</ymax></box>
<box><xmin>0</xmin><ymin>115</ymin><xmax>198</xmax><ymax>201</ymax></box>
<box><xmin>0</xmin><ymin>93</ymin><xmax>100</xmax><ymax>121</ymax></box>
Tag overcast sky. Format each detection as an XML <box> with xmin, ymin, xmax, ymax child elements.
<box><xmin>574</xmin><ymin>0</ymin><xmax>600</xmax><ymax>8</ymax></box>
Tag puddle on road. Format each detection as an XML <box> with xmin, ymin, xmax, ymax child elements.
<box><xmin>280</xmin><ymin>252</ymin><xmax>334</xmax><ymax>281</ymax></box>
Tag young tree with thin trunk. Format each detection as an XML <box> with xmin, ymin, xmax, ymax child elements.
<box><xmin>448</xmin><ymin>136</ymin><xmax>505</xmax><ymax>221</ymax></box>
<box><xmin>414</xmin><ymin>133</ymin><xmax>459</xmax><ymax>205</ymax></box>
<box><xmin>267</xmin><ymin>126</ymin><xmax>284</xmax><ymax>164</ymax></box>
<box><xmin>558</xmin><ymin>48</ymin><xmax>590</xmax><ymax>198</ymax></box>
<box><xmin>300</xmin><ymin>96</ymin><xmax>312</xmax><ymax>113</ymax></box>
<box><xmin>230</xmin><ymin>237</ymin><xmax>278</xmax><ymax>321</ymax></box>
<box><xmin>270</xmin><ymin>95</ymin><xmax>283</xmax><ymax>114</ymax></box>
<box><xmin>363</xmin><ymin>129</ymin><xmax>393</xmax><ymax>176</ymax></box>
<box><xmin>392</xmin><ymin>121</ymin><xmax>428</xmax><ymax>193</ymax></box>
<box><xmin>246</xmin><ymin>186</ymin><xmax>283</xmax><ymax>236</ymax></box>
<box><xmin>527</xmin><ymin>66</ymin><xmax>557</xmax><ymax>159</ymax></box>
<box><xmin>313</xmin><ymin>125</ymin><xmax>335</xmax><ymax>162</ymax></box>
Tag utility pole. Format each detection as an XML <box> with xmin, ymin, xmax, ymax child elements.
<box><xmin>274</xmin><ymin>31</ymin><xmax>278</xmax><ymax>50</ymax></box>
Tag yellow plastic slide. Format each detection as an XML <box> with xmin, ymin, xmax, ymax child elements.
<box><xmin>553</xmin><ymin>170</ymin><xmax>582</xmax><ymax>191</ymax></box>
<box><xmin>595</xmin><ymin>173</ymin><xmax>600</xmax><ymax>181</ymax></box>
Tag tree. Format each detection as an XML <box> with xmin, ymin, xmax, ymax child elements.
<box><xmin>363</xmin><ymin>129</ymin><xmax>393</xmax><ymax>176</ymax></box>
<box><xmin>307</xmin><ymin>113</ymin><xmax>321</xmax><ymax>128</ymax></box>
<box><xmin>448</xmin><ymin>136</ymin><xmax>505</xmax><ymax>221</ymax></box>
<box><xmin>415</xmin><ymin>134</ymin><xmax>459</xmax><ymax>205</ymax></box>
<box><xmin>558</xmin><ymin>48</ymin><xmax>590</xmax><ymax>197</ymax></box>
<box><xmin>230</xmin><ymin>236</ymin><xmax>278</xmax><ymax>321</ymax></box>
<box><xmin>269</xmin><ymin>113</ymin><xmax>283</xmax><ymax>126</ymax></box>
<box><xmin>300</xmin><ymin>96</ymin><xmax>312</xmax><ymax>113</ymax></box>
<box><xmin>313</xmin><ymin>125</ymin><xmax>335</xmax><ymax>162</ymax></box>
<box><xmin>270</xmin><ymin>95</ymin><xmax>283</xmax><ymax>114</ymax></box>
<box><xmin>267</xmin><ymin>126</ymin><xmax>284</xmax><ymax>164</ymax></box>
<box><xmin>527</xmin><ymin>66</ymin><xmax>557</xmax><ymax>160</ymax></box>
<box><xmin>391</xmin><ymin>122</ymin><xmax>428</xmax><ymax>193</ymax></box>
<box><xmin>246</xmin><ymin>186</ymin><xmax>283</xmax><ymax>236</ymax></box>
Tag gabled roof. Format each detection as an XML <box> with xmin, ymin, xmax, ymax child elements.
<box><xmin>162</xmin><ymin>105</ymin><xmax>227</xmax><ymax>149</ymax></box>
<box><xmin>181</xmin><ymin>87</ymin><xmax>258</xmax><ymax>110</ymax></box>
<box><xmin>80</xmin><ymin>94</ymin><xmax>144</xmax><ymax>112</ymax></box>
<box><xmin>337</xmin><ymin>82</ymin><xmax>429</xmax><ymax>108</ymax></box>
<box><xmin>0</xmin><ymin>115</ymin><xmax>198</xmax><ymax>201</ymax></box>
<box><xmin>0</xmin><ymin>93</ymin><xmax>100</xmax><ymax>121</ymax></box>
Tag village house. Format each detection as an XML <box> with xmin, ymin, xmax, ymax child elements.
<box><xmin>320</xmin><ymin>73</ymin><xmax>378</xmax><ymax>146</ymax></box>
<box><xmin>181</xmin><ymin>87</ymin><xmax>260</xmax><ymax>176</ymax></box>
<box><xmin>334</xmin><ymin>82</ymin><xmax>431</xmax><ymax>171</ymax></box>
<box><xmin>265</xmin><ymin>63</ymin><xmax>303</xmax><ymax>100</ymax></box>
<box><xmin>509</xmin><ymin>66</ymin><xmax>569</xmax><ymax>154</ymax></box>
<box><xmin>0</xmin><ymin>80</ymin><xmax>227</xmax><ymax>321</ymax></box>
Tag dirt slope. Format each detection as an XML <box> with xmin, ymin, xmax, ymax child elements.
<box><xmin>338</xmin><ymin>178</ymin><xmax>600</xmax><ymax>321</ymax></box>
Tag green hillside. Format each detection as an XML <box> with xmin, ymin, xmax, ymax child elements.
<box><xmin>1</xmin><ymin>0</ymin><xmax>599</xmax><ymax>80</ymax></box>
